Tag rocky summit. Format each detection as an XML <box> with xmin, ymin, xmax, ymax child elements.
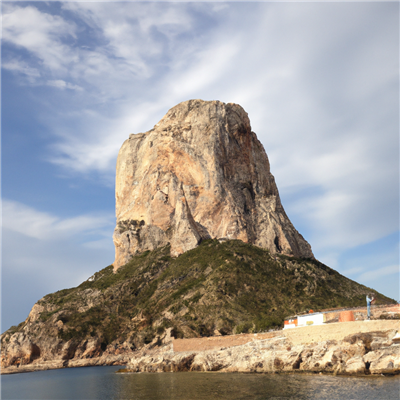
<box><xmin>113</xmin><ymin>99</ymin><xmax>313</xmax><ymax>270</ymax></box>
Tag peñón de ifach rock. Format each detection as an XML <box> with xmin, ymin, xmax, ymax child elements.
<box><xmin>113</xmin><ymin>99</ymin><xmax>313</xmax><ymax>270</ymax></box>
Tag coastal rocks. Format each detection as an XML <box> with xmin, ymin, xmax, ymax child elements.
<box><xmin>1</xmin><ymin>354</ymin><xmax>132</xmax><ymax>375</ymax></box>
<box><xmin>364</xmin><ymin>346</ymin><xmax>400</xmax><ymax>374</ymax></box>
<box><xmin>126</xmin><ymin>329</ymin><xmax>400</xmax><ymax>376</ymax></box>
<box><xmin>80</xmin><ymin>337</ymin><xmax>103</xmax><ymax>358</ymax></box>
<box><xmin>1</xmin><ymin>332</ymin><xmax>41</xmax><ymax>367</ymax></box>
<box><xmin>61</xmin><ymin>340</ymin><xmax>79</xmax><ymax>360</ymax></box>
<box><xmin>113</xmin><ymin>99</ymin><xmax>314</xmax><ymax>270</ymax></box>
<box><xmin>2</xmin><ymin>307</ymin><xmax>399</xmax><ymax>376</ymax></box>
<box><xmin>293</xmin><ymin>340</ymin><xmax>366</xmax><ymax>374</ymax></box>
<box><xmin>127</xmin><ymin>348</ymin><xmax>195</xmax><ymax>373</ymax></box>
<box><xmin>0</xmin><ymin>305</ymin><xmax>133</xmax><ymax>373</ymax></box>
<box><xmin>0</xmin><ymin>329</ymin><xmax>132</xmax><ymax>374</ymax></box>
<box><xmin>344</xmin><ymin>357</ymin><xmax>367</xmax><ymax>374</ymax></box>
<box><xmin>60</xmin><ymin>337</ymin><xmax>104</xmax><ymax>360</ymax></box>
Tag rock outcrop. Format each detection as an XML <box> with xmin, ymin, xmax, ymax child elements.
<box><xmin>113</xmin><ymin>99</ymin><xmax>313</xmax><ymax>270</ymax></box>
<box><xmin>0</xmin><ymin>289</ymin><xmax>135</xmax><ymax>374</ymax></box>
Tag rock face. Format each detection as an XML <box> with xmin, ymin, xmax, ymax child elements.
<box><xmin>113</xmin><ymin>99</ymin><xmax>313</xmax><ymax>270</ymax></box>
<box><xmin>0</xmin><ymin>289</ymin><xmax>134</xmax><ymax>374</ymax></box>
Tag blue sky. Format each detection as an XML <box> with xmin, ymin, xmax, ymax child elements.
<box><xmin>2</xmin><ymin>1</ymin><xmax>399</xmax><ymax>331</ymax></box>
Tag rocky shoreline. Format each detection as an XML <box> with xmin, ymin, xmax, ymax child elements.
<box><xmin>125</xmin><ymin>321</ymin><xmax>400</xmax><ymax>376</ymax></box>
<box><xmin>2</xmin><ymin>321</ymin><xmax>399</xmax><ymax>376</ymax></box>
<box><xmin>1</xmin><ymin>354</ymin><xmax>130</xmax><ymax>375</ymax></box>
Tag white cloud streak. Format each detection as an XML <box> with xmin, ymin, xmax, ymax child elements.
<box><xmin>47</xmin><ymin>79</ymin><xmax>83</xmax><ymax>90</ymax></box>
<box><xmin>2</xmin><ymin>199</ymin><xmax>114</xmax><ymax>241</ymax></box>
<box><xmin>358</xmin><ymin>265</ymin><xmax>399</xmax><ymax>282</ymax></box>
<box><xmin>3</xmin><ymin>4</ymin><xmax>77</xmax><ymax>72</ymax></box>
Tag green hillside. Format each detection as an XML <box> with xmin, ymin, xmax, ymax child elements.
<box><xmin>3</xmin><ymin>240</ymin><xmax>395</xmax><ymax>351</ymax></box>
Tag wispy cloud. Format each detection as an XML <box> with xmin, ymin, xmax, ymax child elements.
<box><xmin>2</xmin><ymin>199</ymin><xmax>114</xmax><ymax>241</ymax></box>
<box><xmin>3</xmin><ymin>4</ymin><xmax>77</xmax><ymax>72</ymax></box>
<box><xmin>1</xmin><ymin>199</ymin><xmax>116</xmax><ymax>328</ymax></box>
<box><xmin>47</xmin><ymin>79</ymin><xmax>83</xmax><ymax>91</ymax></box>
<box><xmin>2</xmin><ymin>59</ymin><xmax>41</xmax><ymax>82</ymax></box>
<box><xmin>358</xmin><ymin>265</ymin><xmax>399</xmax><ymax>282</ymax></box>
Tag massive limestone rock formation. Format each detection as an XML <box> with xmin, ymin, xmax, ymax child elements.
<box><xmin>113</xmin><ymin>99</ymin><xmax>313</xmax><ymax>270</ymax></box>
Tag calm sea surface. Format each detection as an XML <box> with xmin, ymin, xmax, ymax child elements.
<box><xmin>2</xmin><ymin>366</ymin><xmax>399</xmax><ymax>400</ymax></box>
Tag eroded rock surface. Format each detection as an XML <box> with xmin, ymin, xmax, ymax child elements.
<box><xmin>113</xmin><ymin>99</ymin><xmax>313</xmax><ymax>270</ymax></box>
<box><xmin>126</xmin><ymin>328</ymin><xmax>400</xmax><ymax>376</ymax></box>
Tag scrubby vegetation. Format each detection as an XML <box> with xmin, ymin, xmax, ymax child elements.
<box><xmin>3</xmin><ymin>240</ymin><xmax>395</xmax><ymax>351</ymax></box>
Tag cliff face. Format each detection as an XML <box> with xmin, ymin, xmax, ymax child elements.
<box><xmin>113</xmin><ymin>99</ymin><xmax>313</xmax><ymax>270</ymax></box>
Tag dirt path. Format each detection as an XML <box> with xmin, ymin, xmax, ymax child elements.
<box><xmin>173</xmin><ymin>320</ymin><xmax>399</xmax><ymax>352</ymax></box>
<box><xmin>173</xmin><ymin>331</ymin><xmax>279</xmax><ymax>352</ymax></box>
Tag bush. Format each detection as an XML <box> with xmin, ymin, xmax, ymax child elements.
<box><xmin>235</xmin><ymin>322</ymin><xmax>252</xmax><ymax>334</ymax></box>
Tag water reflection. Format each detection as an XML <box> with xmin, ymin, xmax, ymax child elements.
<box><xmin>2</xmin><ymin>366</ymin><xmax>399</xmax><ymax>400</ymax></box>
<box><xmin>115</xmin><ymin>372</ymin><xmax>398</xmax><ymax>400</ymax></box>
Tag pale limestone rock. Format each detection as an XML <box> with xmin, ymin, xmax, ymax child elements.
<box><xmin>76</xmin><ymin>289</ymin><xmax>102</xmax><ymax>313</ymax></box>
<box><xmin>55</xmin><ymin>320</ymin><xmax>64</xmax><ymax>330</ymax></box>
<box><xmin>126</xmin><ymin>329</ymin><xmax>400</xmax><ymax>376</ymax></box>
<box><xmin>169</xmin><ymin>184</ymin><xmax>202</xmax><ymax>257</ymax></box>
<box><xmin>71</xmin><ymin>337</ymin><xmax>103</xmax><ymax>359</ymax></box>
<box><xmin>161</xmin><ymin>328</ymin><xmax>175</xmax><ymax>345</ymax></box>
<box><xmin>2</xmin><ymin>321</ymin><xmax>399</xmax><ymax>375</ymax></box>
<box><xmin>27</xmin><ymin>303</ymin><xmax>45</xmax><ymax>323</ymax></box>
<box><xmin>61</xmin><ymin>340</ymin><xmax>79</xmax><ymax>360</ymax></box>
<box><xmin>113</xmin><ymin>99</ymin><xmax>313</xmax><ymax>270</ymax></box>
<box><xmin>1</xmin><ymin>332</ymin><xmax>41</xmax><ymax>367</ymax></box>
<box><xmin>392</xmin><ymin>332</ymin><xmax>400</xmax><ymax>343</ymax></box>
<box><xmin>363</xmin><ymin>346</ymin><xmax>400</xmax><ymax>374</ymax></box>
<box><xmin>82</xmin><ymin>338</ymin><xmax>102</xmax><ymax>358</ymax></box>
<box><xmin>345</xmin><ymin>357</ymin><xmax>367</xmax><ymax>374</ymax></box>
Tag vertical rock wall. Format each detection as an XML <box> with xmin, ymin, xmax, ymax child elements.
<box><xmin>113</xmin><ymin>99</ymin><xmax>313</xmax><ymax>270</ymax></box>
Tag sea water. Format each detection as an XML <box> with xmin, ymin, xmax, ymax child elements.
<box><xmin>2</xmin><ymin>366</ymin><xmax>399</xmax><ymax>400</ymax></box>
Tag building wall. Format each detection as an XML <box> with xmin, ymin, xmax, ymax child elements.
<box><xmin>283</xmin><ymin>317</ymin><xmax>297</xmax><ymax>329</ymax></box>
<box><xmin>297</xmin><ymin>313</ymin><xmax>324</xmax><ymax>327</ymax></box>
